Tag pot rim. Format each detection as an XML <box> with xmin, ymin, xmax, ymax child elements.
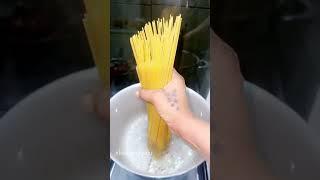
<box><xmin>110</xmin><ymin>83</ymin><xmax>209</xmax><ymax>178</ymax></box>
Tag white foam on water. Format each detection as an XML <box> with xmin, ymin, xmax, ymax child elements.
<box><xmin>120</xmin><ymin>114</ymin><xmax>199</xmax><ymax>175</ymax></box>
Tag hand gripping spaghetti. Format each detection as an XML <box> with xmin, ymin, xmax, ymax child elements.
<box><xmin>130</xmin><ymin>15</ymin><xmax>182</xmax><ymax>158</ymax></box>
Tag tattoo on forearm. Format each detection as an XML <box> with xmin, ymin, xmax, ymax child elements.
<box><xmin>164</xmin><ymin>88</ymin><xmax>179</xmax><ymax>111</ymax></box>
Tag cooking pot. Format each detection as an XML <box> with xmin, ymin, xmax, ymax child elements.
<box><xmin>110</xmin><ymin>83</ymin><xmax>210</xmax><ymax>179</ymax></box>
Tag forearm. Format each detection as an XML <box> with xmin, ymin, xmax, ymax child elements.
<box><xmin>177</xmin><ymin>114</ymin><xmax>210</xmax><ymax>162</ymax></box>
<box><xmin>211</xmin><ymin>29</ymin><xmax>278</xmax><ymax>179</ymax></box>
<box><xmin>211</xmin><ymin>29</ymin><xmax>253</xmax><ymax>146</ymax></box>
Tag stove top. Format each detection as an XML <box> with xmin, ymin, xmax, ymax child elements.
<box><xmin>110</xmin><ymin>161</ymin><xmax>209</xmax><ymax>180</ymax></box>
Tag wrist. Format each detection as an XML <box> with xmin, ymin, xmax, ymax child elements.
<box><xmin>175</xmin><ymin>113</ymin><xmax>198</xmax><ymax>141</ymax></box>
<box><xmin>176</xmin><ymin>114</ymin><xmax>209</xmax><ymax>153</ymax></box>
<box><xmin>175</xmin><ymin>111</ymin><xmax>194</xmax><ymax>133</ymax></box>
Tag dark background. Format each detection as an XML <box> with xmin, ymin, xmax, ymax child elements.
<box><xmin>3</xmin><ymin>0</ymin><xmax>318</xmax><ymax>120</ymax></box>
<box><xmin>0</xmin><ymin>0</ymin><xmax>319</xmax><ymax>179</ymax></box>
<box><xmin>213</xmin><ymin>0</ymin><xmax>320</xmax><ymax>120</ymax></box>
<box><xmin>0</xmin><ymin>0</ymin><xmax>93</xmax><ymax>117</ymax></box>
<box><xmin>0</xmin><ymin>0</ymin><xmax>318</xmax><ymax>140</ymax></box>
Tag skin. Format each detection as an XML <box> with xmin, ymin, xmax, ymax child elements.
<box><xmin>211</xmin><ymin>29</ymin><xmax>279</xmax><ymax>180</ymax></box>
<box><xmin>92</xmin><ymin>26</ymin><xmax>279</xmax><ymax>180</ymax></box>
<box><xmin>85</xmin><ymin>88</ymin><xmax>107</xmax><ymax>125</ymax></box>
<box><xmin>90</xmin><ymin>70</ymin><xmax>210</xmax><ymax>162</ymax></box>
<box><xmin>136</xmin><ymin>69</ymin><xmax>210</xmax><ymax>162</ymax></box>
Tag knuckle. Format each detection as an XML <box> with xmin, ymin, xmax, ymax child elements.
<box><xmin>179</xmin><ymin>75</ymin><xmax>185</xmax><ymax>84</ymax></box>
<box><xmin>149</xmin><ymin>91</ymin><xmax>156</xmax><ymax>99</ymax></box>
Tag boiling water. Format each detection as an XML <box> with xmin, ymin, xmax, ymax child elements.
<box><xmin>119</xmin><ymin>115</ymin><xmax>200</xmax><ymax>176</ymax></box>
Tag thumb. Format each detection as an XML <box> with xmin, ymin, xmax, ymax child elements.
<box><xmin>137</xmin><ymin>89</ymin><xmax>155</xmax><ymax>103</ymax></box>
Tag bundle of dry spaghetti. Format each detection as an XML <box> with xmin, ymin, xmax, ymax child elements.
<box><xmin>130</xmin><ymin>15</ymin><xmax>182</xmax><ymax>158</ymax></box>
<box><xmin>82</xmin><ymin>0</ymin><xmax>109</xmax><ymax>88</ymax></box>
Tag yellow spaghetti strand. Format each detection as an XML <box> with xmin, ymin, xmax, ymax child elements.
<box><xmin>129</xmin><ymin>15</ymin><xmax>182</xmax><ymax>158</ymax></box>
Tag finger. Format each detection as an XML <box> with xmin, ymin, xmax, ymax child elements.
<box><xmin>173</xmin><ymin>68</ymin><xmax>185</xmax><ymax>83</ymax></box>
<box><xmin>172</xmin><ymin>68</ymin><xmax>180</xmax><ymax>77</ymax></box>
<box><xmin>172</xmin><ymin>68</ymin><xmax>182</xmax><ymax>81</ymax></box>
<box><xmin>138</xmin><ymin>89</ymin><xmax>155</xmax><ymax>103</ymax></box>
<box><xmin>164</xmin><ymin>69</ymin><xmax>184</xmax><ymax>90</ymax></box>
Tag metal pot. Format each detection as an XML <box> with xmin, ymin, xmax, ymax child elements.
<box><xmin>110</xmin><ymin>57</ymin><xmax>137</xmax><ymax>96</ymax></box>
<box><xmin>177</xmin><ymin>50</ymin><xmax>210</xmax><ymax>98</ymax></box>
<box><xmin>110</xmin><ymin>84</ymin><xmax>210</xmax><ymax>179</ymax></box>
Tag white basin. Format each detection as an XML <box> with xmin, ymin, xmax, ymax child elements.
<box><xmin>1</xmin><ymin>67</ymin><xmax>320</xmax><ymax>179</ymax></box>
<box><xmin>0</xmin><ymin>68</ymin><xmax>106</xmax><ymax>180</ymax></box>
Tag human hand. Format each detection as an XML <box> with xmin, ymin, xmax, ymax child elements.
<box><xmin>136</xmin><ymin>69</ymin><xmax>193</xmax><ymax>134</ymax></box>
<box><xmin>82</xmin><ymin>88</ymin><xmax>107</xmax><ymax>124</ymax></box>
<box><xmin>137</xmin><ymin>69</ymin><xmax>210</xmax><ymax>161</ymax></box>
